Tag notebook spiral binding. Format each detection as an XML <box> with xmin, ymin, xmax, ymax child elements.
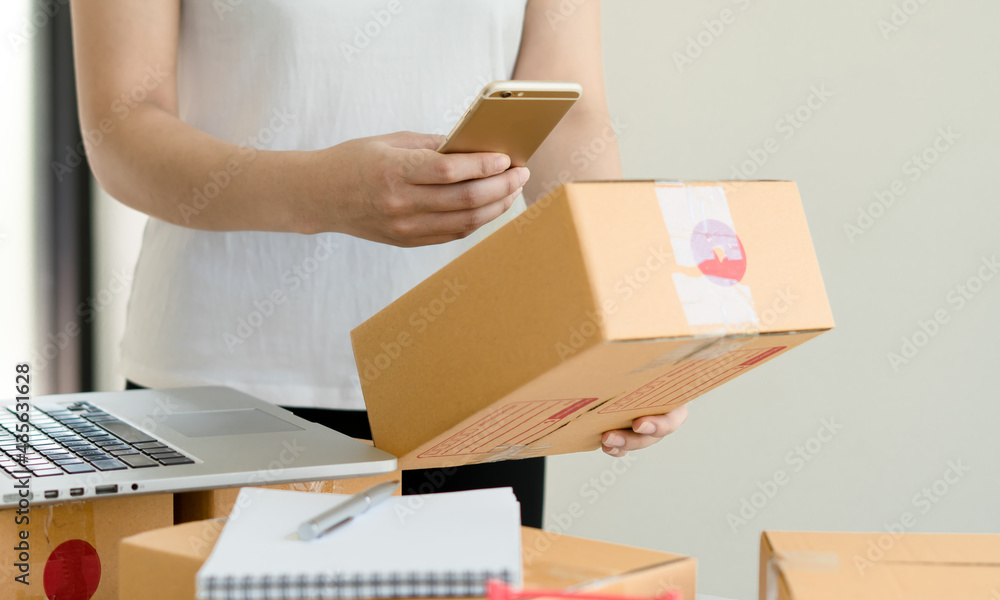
<box><xmin>200</xmin><ymin>568</ymin><xmax>516</xmax><ymax>599</ymax></box>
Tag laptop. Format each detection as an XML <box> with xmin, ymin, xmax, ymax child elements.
<box><xmin>0</xmin><ymin>386</ymin><xmax>396</xmax><ymax>508</ymax></box>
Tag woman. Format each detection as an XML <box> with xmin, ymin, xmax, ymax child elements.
<box><xmin>70</xmin><ymin>0</ymin><xmax>688</xmax><ymax>527</ymax></box>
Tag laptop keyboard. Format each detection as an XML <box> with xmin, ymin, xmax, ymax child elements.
<box><xmin>0</xmin><ymin>400</ymin><xmax>194</xmax><ymax>479</ymax></box>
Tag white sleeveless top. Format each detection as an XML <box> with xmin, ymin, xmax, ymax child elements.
<box><xmin>120</xmin><ymin>0</ymin><xmax>528</xmax><ymax>409</ymax></box>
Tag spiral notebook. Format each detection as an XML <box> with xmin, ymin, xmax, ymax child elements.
<box><xmin>196</xmin><ymin>486</ymin><xmax>522</xmax><ymax>599</ymax></box>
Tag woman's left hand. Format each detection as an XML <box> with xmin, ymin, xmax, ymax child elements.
<box><xmin>600</xmin><ymin>405</ymin><xmax>690</xmax><ymax>457</ymax></box>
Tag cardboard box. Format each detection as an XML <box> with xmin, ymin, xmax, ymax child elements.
<box><xmin>0</xmin><ymin>493</ymin><xmax>172</xmax><ymax>600</ymax></box>
<box><xmin>120</xmin><ymin>518</ymin><xmax>696</xmax><ymax>600</ymax></box>
<box><xmin>173</xmin><ymin>467</ymin><xmax>402</xmax><ymax>523</ymax></box>
<box><xmin>353</xmin><ymin>181</ymin><xmax>834</xmax><ymax>469</ymax></box>
<box><xmin>760</xmin><ymin>530</ymin><xmax>1000</xmax><ymax>600</ymax></box>
<box><xmin>520</xmin><ymin>528</ymin><xmax>695</xmax><ymax>600</ymax></box>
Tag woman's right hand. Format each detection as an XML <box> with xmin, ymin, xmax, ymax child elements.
<box><xmin>308</xmin><ymin>131</ymin><xmax>529</xmax><ymax>247</ymax></box>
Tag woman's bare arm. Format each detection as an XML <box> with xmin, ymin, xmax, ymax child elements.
<box><xmin>515</xmin><ymin>2</ymin><xmax>689</xmax><ymax>456</ymax></box>
<box><xmin>70</xmin><ymin>0</ymin><xmax>527</xmax><ymax>246</ymax></box>
<box><xmin>513</xmin><ymin>0</ymin><xmax>623</xmax><ymax>205</ymax></box>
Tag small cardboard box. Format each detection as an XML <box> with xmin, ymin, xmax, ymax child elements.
<box><xmin>120</xmin><ymin>518</ymin><xmax>696</xmax><ymax>600</ymax></box>
<box><xmin>0</xmin><ymin>493</ymin><xmax>172</xmax><ymax>600</ymax></box>
<box><xmin>352</xmin><ymin>181</ymin><xmax>834</xmax><ymax>469</ymax></box>
<box><xmin>760</xmin><ymin>530</ymin><xmax>1000</xmax><ymax>600</ymax></box>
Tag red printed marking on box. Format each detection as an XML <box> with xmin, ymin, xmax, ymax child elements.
<box><xmin>739</xmin><ymin>345</ymin><xmax>784</xmax><ymax>367</ymax></box>
<box><xmin>418</xmin><ymin>398</ymin><xmax>598</xmax><ymax>458</ymax></box>
<box><xmin>599</xmin><ymin>346</ymin><xmax>788</xmax><ymax>413</ymax></box>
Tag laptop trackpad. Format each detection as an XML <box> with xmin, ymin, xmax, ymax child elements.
<box><xmin>162</xmin><ymin>409</ymin><xmax>304</xmax><ymax>438</ymax></box>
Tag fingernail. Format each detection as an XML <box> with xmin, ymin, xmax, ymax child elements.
<box><xmin>606</xmin><ymin>447</ymin><xmax>620</xmax><ymax>456</ymax></box>
<box><xmin>634</xmin><ymin>422</ymin><xmax>655</xmax><ymax>435</ymax></box>
<box><xmin>518</xmin><ymin>167</ymin><xmax>530</xmax><ymax>185</ymax></box>
<box><xmin>496</xmin><ymin>155</ymin><xmax>511</xmax><ymax>171</ymax></box>
<box><xmin>604</xmin><ymin>432</ymin><xmax>625</xmax><ymax>447</ymax></box>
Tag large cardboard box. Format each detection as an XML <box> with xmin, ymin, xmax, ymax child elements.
<box><xmin>760</xmin><ymin>530</ymin><xmax>1000</xmax><ymax>599</ymax></box>
<box><xmin>0</xmin><ymin>494</ymin><xmax>172</xmax><ymax>600</ymax></box>
<box><xmin>353</xmin><ymin>181</ymin><xmax>834</xmax><ymax>469</ymax></box>
<box><xmin>120</xmin><ymin>518</ymin><xmax>696</xmax><ymax>600</ymax></box>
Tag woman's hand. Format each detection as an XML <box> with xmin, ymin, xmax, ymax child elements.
<box><xmin>600</xmin><ymin>405</ymin><xmax>690</xmax><ymax>457</ymax></box>
<box><xmin>72</xmin><ymin>1</ymin><xmax>527</xmax><ymax>243</ymax></box>
<box><xmin>310</xmin><ymin>131</ymin><xmax>529</xmax><ymax>246</ymax></box>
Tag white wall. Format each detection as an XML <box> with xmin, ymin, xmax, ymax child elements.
<box><xmin>92</xmin><ymin>185</ymin><xmax>146</xmax><ymax>392</ymax></box>
<box><xmin>89</xmin><ymin>2</ymin><xmax>1000</xmax><ymax>598</ymax></box>
<box><xmin>0</xmin><ymin>0</ymin><xmax>39</xmax><ymax>389</ymax></box>
<box><xmin>544</xmin><ymin>1</ymin><xmax>1000</xmax><ymax>598</ymax></box>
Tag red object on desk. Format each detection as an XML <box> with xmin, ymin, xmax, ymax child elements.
<box><xmin>486</xmin><ymin>579</ymin><xmax>681</xmax><ymax>600</ymax></box>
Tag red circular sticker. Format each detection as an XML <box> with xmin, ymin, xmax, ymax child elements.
<box><xmin>43</xmin><ymin>539</ymin><xmax>101</xmax><ymax>600</ymax></box>
<box><xmin>691</xmin><ymin>219</ymin><xmax>747</xmax><ymax>285</ymax></box>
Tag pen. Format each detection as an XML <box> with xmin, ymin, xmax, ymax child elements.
<box><xmin>297</xmin><ymin>480</ymin><xmax>400</xmax><ymax>541</ymax></box>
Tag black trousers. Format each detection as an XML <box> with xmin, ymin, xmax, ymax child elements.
<box><xmin>125</xmin><ymin>382</ymin><xmax>544</xmax><ymax>527</ymax></box>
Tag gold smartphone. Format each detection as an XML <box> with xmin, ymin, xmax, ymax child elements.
<box><xmin>438</xmin><ymin>81</ymin><xmax>582</xmax><ymax>167</ymax></box>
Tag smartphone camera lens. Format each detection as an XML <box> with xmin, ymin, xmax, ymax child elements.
<box><xmin>500</xmin><ymin>91</ymin><xmax>512</xmax><ymax>98</ymax></box>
